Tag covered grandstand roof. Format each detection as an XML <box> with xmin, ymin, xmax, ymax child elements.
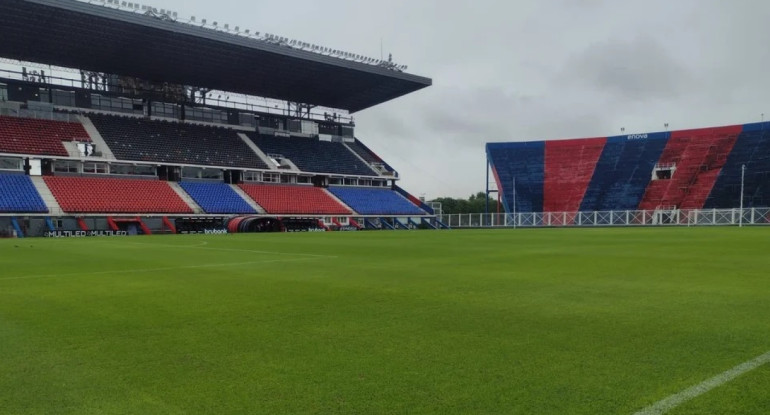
<box><xmin>0</xmin><ymin>0</ymin><xmax>432</xmax><ymax>113</ymax></box>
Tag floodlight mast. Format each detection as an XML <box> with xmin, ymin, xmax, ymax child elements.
<box><xmin>512</xmin><ymin>176</ymin><xmax>516</xmax><ymax>229</ymax></box>
<box><xmin>740</xmin><ymin>164</ymin><xmax>745</xmax><ymax>227</ymax></box>
<box><xmin>289</xmin><ymin>102</ymin><xmax>317</xmax><ymax>120</ymax></box>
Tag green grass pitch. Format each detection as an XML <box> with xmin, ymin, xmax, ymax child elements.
<box><xmin>1</xmin><ymin>228</ymin><xmax>769</xmax><ymax>414</ymax></box>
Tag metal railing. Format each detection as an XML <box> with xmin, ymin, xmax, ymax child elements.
<box><xmin>440</xmin><ymin>208</ymin><xmax>770</xmax><ymax>228</ymax></box>
<box><xmin>0</xmin><ymin>66</ymin><xmax>354</xmax><ymax>124</ymax></box>
<box><xmin>14</xmin><ymin>109</ymin><xmax>80</xmax><ymax>123</ymax></box>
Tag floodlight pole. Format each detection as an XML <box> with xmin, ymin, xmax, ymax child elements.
<box><xmin>512</xmin><ymin>176</ymin><xmax>516</xmax><ymax>229</ymax></box>
<box><xmin>740</xmin><ymin>164</ymin><xmax>746</xmax><ymax>227</ymax></box>
<box><xmin>485</xmin><ymin>158</ymin><xmax>490</xmax><ymax>219</ymax></box>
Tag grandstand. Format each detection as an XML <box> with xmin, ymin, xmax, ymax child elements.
<box><xmin>485</xmin><ymin>123</ymin><xmax>770</xmax><ymax>226</ymax></box>
<box><xmin>0</xmin><ymin>0</ymin><xmax>436</xmax><ymax>237</ymax></box>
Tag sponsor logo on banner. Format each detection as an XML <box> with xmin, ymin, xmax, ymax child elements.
<box><xmin>203</xmin><ymin>229</ymin><xmax>228</xmax><ymax>235</ymax></box>
<box><xmin>44</xmin><ymin>230</ymin><xmax>129</xmax><ymax>238</ymax></box>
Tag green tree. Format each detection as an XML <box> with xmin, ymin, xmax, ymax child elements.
<box><xmin>430</xmin><ymin>192</ymin><xmax>497</xmax><ymax>214</ymax></box>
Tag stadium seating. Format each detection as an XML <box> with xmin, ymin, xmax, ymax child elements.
<box><xmin>346</xmin><ymin>139</ymin><xmax>382</xmax><ymax>164</ymax></box>
<box><xmin>705</xmin><ymin>122</ymin><xmax>770</xmax><ymax>208</ymax></box>
<box><xmin>247</xmin><ymin>133</ymin><xmax>377</xmax><ymax>176</ymax></box>
<box><xmin>487</xmin><ymin>141</ymin><xmax>545</xmax><ymax>213</ymax></box>
<box><xmin>179</xmin><ymin>181</ymin><xmax>257</xmax><ymax>214</ymax></box>
<box><xmin>487</xmin><ymin>123</ymin><xmax>770</xmax><ymax>213</ymax></box>
<box><xmin>88</xmin><ymin>114</ymin><xmax>269</xmax><ymax>169</ymax></box>
<box><xmin>543</xmin><ymin>138</ymin><xmax>605</xmax><ymax>213</ymax></box>
<box><xmin>580</xmin><ymin>134</ymin><xmax>668</xmax><ymax>211</ymax></box>
<box><xmin>0</xmin><ymin>116</ymin><xmax>89</xmax><ymax>156</ymax></box>
<box><xmin>346</xmin><ymin>139</ymin><xmax>398</xmax><ymax>175</ymax></box>
<box><xmin>44</xmin><ymin>176</ymin><xmax>193</xmax><ymax>213</ymax></box>
<box><xmin>238</xmin><ymin>184</ymin><xmax>351</xmax><ymax>215</ymax></box>
<box><xmin>328</xmin><ymin>186</ymin><xmax>427</xmax><ymax>215</ymax></box>
<box><xmin>0</xmin><ymin>174</ymin><xmax>48</xmax><ymax>213</ymax></box>
<box><xmin>638</xmin><ymin>126</ymin><xmax>741</xmax><ymax>210</ymax></box>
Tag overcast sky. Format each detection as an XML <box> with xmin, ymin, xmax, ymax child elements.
<box><xmin>110</xmin><ymin>0</ymin><xmax>770</xmax><ymax>198</ymax></box>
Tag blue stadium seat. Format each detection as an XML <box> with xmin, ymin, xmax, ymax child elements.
<box><xmin>706</xmin><ymin>122</ymin><xmax>770</xmax><ymax>208</ymax></box>
<box><xmin>0</xmin><ymin>174</ymin><xmax>48</xmax><ymax>213</ymax></box>
<box><xmin>580</xmin><ymin>133</ymin><xmax>668</xmax><ymax>211</ymax></box>
<box><xmin>248</xmin><ymin>134</ymin><xmax>378</xmax><ymax>176</ymax></box>
<box><xmin>89</xmin><ymin>114</ymin><xmax>269</xmax><ymax>170</ymax></box>
<box><xmin>346</xmin><ymin>139</ymin><xmax>382</xmax><ymax>164</ymax></box>
<box><xmin>179</xmin><ymin>181</ymin><xmax>257</xmax><ymax>214</ymax></box>
<box><xmin>486</xmin><ymin>141</ymin><xmax>545</xmax><ymax>213</ymax></box>
<box><xmin>328</xmin><ymin>186</ymin><xmax>427</xmax><ymax>215</ymax></box>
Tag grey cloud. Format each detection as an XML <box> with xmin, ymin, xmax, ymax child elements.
<box><xmin>420</xmin><ymin>87</ymin><xmax>526</xmax><ymax>141</ymax></box>
<box><xmin>561</xmin><ymin>36</ymin><xmax>696</xmax><ymax>101</ymax></box>
<box><xmin>359</xmin><ymin>110</ymin><xmax>413</xmax><ymax>140</ymax></box>
<box><xmin>418</xmin><ymin>86</ymin><xmax>610</xmax><ymax>144</ymax></box>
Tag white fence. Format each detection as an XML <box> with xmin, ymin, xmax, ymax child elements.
<box><xmin>440</xmin><ymin>208</ymin><xmax>770</xmax><ymax>228</ymax></box>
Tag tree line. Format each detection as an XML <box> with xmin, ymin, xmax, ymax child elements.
<box><xmin>430</xmin><ymin>192</ymin><xmax>499</xmax><ymax>214</ymax></box>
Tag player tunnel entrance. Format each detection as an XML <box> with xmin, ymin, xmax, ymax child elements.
<box><xmin>226</xmin><ymin>216</ymin><xmax>284</xmax><ymax>233</ymax></box>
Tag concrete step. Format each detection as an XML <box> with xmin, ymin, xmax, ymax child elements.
<box><xmin>30</xmin><ymin>176</ymin><xmax>64</xmax><ymax>216</ymax></box>
<box><xmin>343</xmin><ymin>142</ymin><xmax>381</xmax><ymax>176</ymax></box>
<box><xmin>229</xmin><ymin>184</ymin><xmax>266</xmax><ymax>214</ymax></box>
<box><xmin>77</xmin><ymin>115</ymin><xmax>116</xmax><ymax>159</ymax></box>
<box><xmin>237</xmin><ymin>133</ymin><xmax>276</xmax><ymax>170</ymax></box>
<box><xmin>167</xmin><ymin>182</ymin><xmax>204</xmax><ymax>214</ymax></box>
<box><xmin>323</xmin><ymin>188</ymin><xmax>358</xmax><ymax>215</ymax></box>
<box><xmin>61</xmin><ymin>141</ymin><xmax>83</xmax><ymax>158</ymax></box>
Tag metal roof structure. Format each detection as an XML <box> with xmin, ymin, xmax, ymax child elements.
<box><xmin>0</xmin><ymin>0</ymin><xmax>432</xmax><ymax>113</ymax></box>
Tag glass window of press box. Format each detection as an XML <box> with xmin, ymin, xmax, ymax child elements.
<box><xmin>263</xmin><ymin>172</ymin><xmax>280</xmax><ymax>183</ymax></box>
<box><xmin>182</xmin><ymin>167</ymin><xmax>224</xmax><ymax>180</ymax></box>
<box><xmin>54</xmin><ymin>160</ymin><xmax>80</xmax><ymax>174</ymax></box>
<box><xmin>41</xmin><ymin>89</ymin><xmax>76</xmax><ymax>107</ymax></box>
<box><xmin>83</xmin><ymin>162</ymin><xmax>108</xmax><ymax>174</ymax></box>
<box><xmin>152</xmin><ymin>102</ymin><xmax>180</xmax><ymax>119</ymax></box>
<box><xmin>243</xmin><ymin>171</ymin><xmax>261</xmax><ymax>182</ymax></box>
<box><xmin>91</xmin><ymin>95</ymin><xmax>142</xmax><ymax>114</ymax></box>
<box><xmin>110</xmin><ymin>164</ymin><xmax>156</xmax><ymax>176</ymax></box>
<box><xmin>0</xmin><ymin>157</ymin><xmax>23</xmax><ymax>171</ymax></box>
<box><xmin>187</xmin><ymin>107</ymin><xmax>227</xmax><ymax>124</ymax></box>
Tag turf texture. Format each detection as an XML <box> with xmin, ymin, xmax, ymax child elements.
<box><xmin>0</xmin><ymin>228</ymin><xmax>768</xmax><ymax>414</ymax></box>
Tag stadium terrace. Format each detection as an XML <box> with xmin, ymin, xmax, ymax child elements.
<box><xmin>481</xmin><ymin>124</ymin><xmax>770</xmax><ymax>228</ymax></box>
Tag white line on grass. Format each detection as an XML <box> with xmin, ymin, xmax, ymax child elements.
<box><xmin>0</xmin><ymin>257</ymin><xmax>319</xmax><ymax>282</ymax></box>
<box><xmin>632</xmin><ymin>350</ymin><xmax>770</xmax><ymax>415</ymax></box>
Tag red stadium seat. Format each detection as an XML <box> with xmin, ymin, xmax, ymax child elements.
<box><xmin>639</xmin><ymin>126</ymin><xmax>742</xmax><ymax>210</ymax></box>
<box><xmin>544</xmin><ymin>138</ymin><xmax>606</xmax><ymax>215</ymax></box>
<box><xmin>44</xmin><ymin>176</ymin><xmax>193</xmax><ymax>214</ymax></box>
<box><xmin>0</xmin><ymin>116</ymin><xmax>90</xmax><ymax>157</ymax></box>
<box><xmin>238</xmin><ymin>184</ymin><xmax>351</xmax><ymax>215</ymax></box>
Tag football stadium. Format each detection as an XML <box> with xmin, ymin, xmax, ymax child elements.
<box><xmin>1</xmin><ymin>1</ymin><xmax>769</xmax><ymax>414</ymax></box>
